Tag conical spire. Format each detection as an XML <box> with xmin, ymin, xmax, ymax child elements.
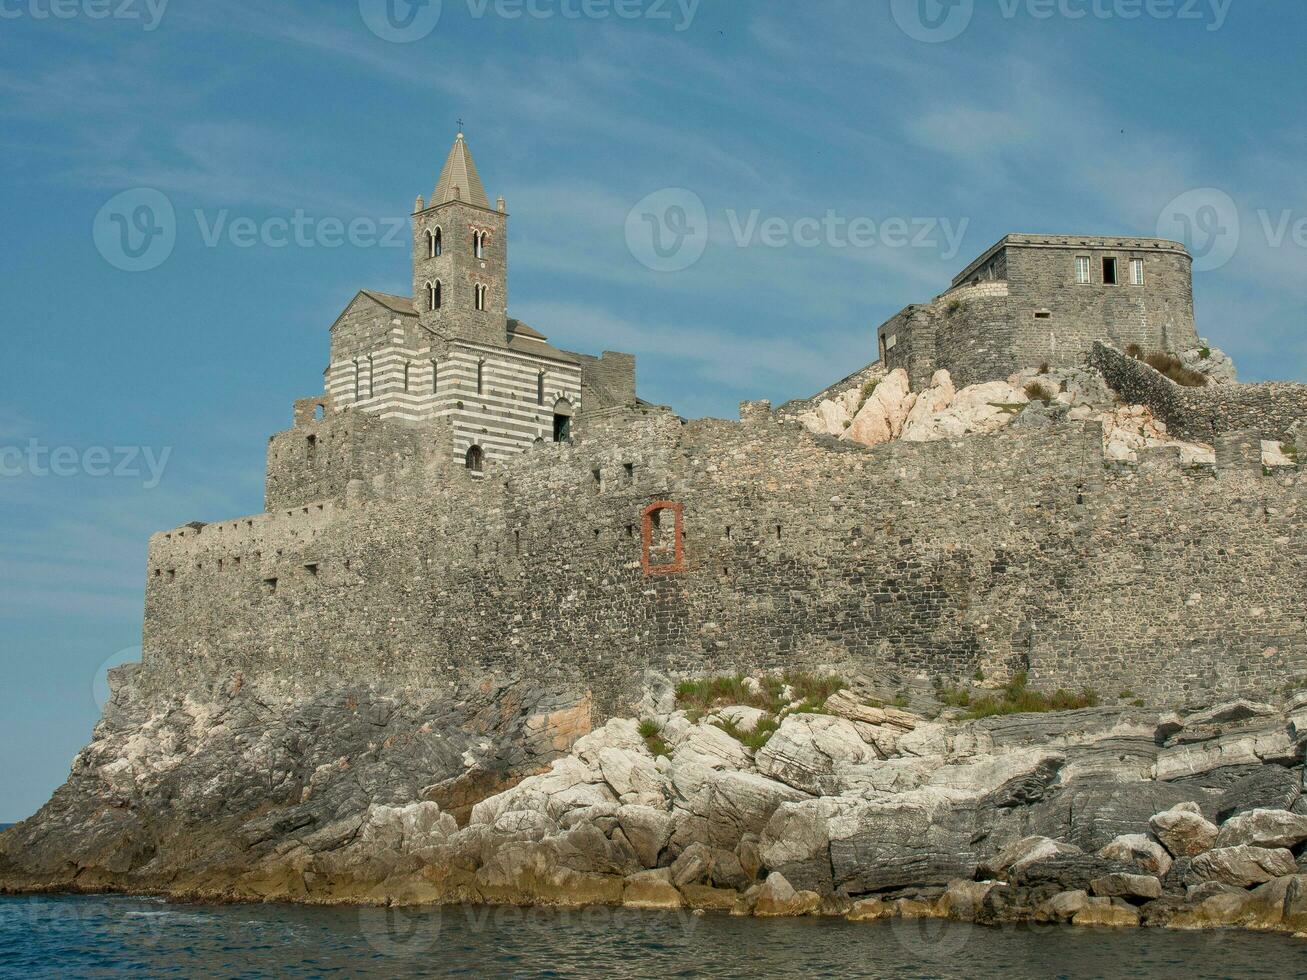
<box><xmin>431</xmin><ymin>132</ymin><xmax>489</xmax><ymax>209</ymax></box>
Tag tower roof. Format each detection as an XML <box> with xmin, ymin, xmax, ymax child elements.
<box><xmin>431</xmin><ymin>132</ymin><xmax>490</xmax><ymax>209</ymax></box>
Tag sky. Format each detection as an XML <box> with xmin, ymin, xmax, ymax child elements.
<box><xmin>1</xmin><ymin>0</ymin><xmax>1304</xmax><ymax>822</ymax></box>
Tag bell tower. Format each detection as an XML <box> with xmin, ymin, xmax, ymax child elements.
<box><xmin>412</xmin><ymin>131</ymin><xmax>508</xmax><ymax>347</ymax></box>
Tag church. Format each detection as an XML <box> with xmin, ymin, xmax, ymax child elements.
<box><xmin>317</xmin><ymin>132</ymin><xmax>637</xmax><ymax>473</ymax></box>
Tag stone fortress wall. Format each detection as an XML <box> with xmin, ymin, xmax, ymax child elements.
<box><xmin>143</xmin><ymin>396</ymin><xmax>1306</xmax><ymax>714</ymax></box>
<box><xmin>1091</xmin><ymin>341</ymin><xmax>1307</xmax><ymax>444</ymax></box>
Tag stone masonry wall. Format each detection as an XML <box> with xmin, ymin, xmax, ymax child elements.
<box><xmin>144</xmin><ymin>408</ymin><xmax>1306</xmax><ymax>715</ymax></box>
<box><xmin>1091</xmin><ymin>342</ymin><xmax>1307</xmax><ymax>442</ymax></box>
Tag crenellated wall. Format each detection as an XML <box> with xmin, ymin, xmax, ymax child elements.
<box><xmin>143</xmin><ymin>405</ymin><xmax>1306</xmax><ymax>714</ymax></box>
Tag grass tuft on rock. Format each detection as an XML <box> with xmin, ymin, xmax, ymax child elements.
<box><xmin>675</xmin><ymin>672</ymin><xmax>847</xmax><ymax>719</ymax></box>
<box><xmin>712</xmin><ymin>716</ymin><xmax>780</xmax><ymax>751</ymax></box>
<box><xmin>638</xmin><ymin>719</ymin><xmax>670</xmax><ymax>757</ymax></box>
<box><xmin>942</xmin><ymin>672</ymin><xmax>1099</xmax><ymax>719</ymax></box>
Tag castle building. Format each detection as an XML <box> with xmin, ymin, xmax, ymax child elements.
<box><xmin>878</xmin><ymin>234</ymin><xmax>1199</xmax><ymax>389</ymax></box>
<box><xmin>310</xmin><ymin>132</ymin><xmax>635</xmax><ymax>476</ymax></box>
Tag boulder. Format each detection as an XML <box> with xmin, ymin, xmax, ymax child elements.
<box><xmin>759</xmin><ymin>798</ymin><xmax>853</xmax><ymax>894</ymax></box>
<box><xmin>1215</xmin><ymin>809</ymin><xmax>1307</xmax><ymax>850</ymax></box>
<box><xmin>1089</xmin><ymin>873</ymin><xmax>1162</xmax><ymax>902</ymax></box>
<box><xmin>938</xmin><ymin>879</ymin><xmax>998</xmax><ymax>920</ymax></box>
<box><xmin>751</xmin><ymin>871</ymin><xmax>820</xmax><ymax>917</ymax></box>
<box><xmin>671</xmin><ymin>725</ymin><xmax>753</xmax><ymax>772</ymax></box>
<box><xmin>828</xmin><ymin>795</ymin><xmax>980</xmax><ymax>892</ymax></box>
<box><xmin>1188</xmin><ymin>845</ymin><xmax>1297</xmax><ymax>887</ymax></box>
<box><xmin>1150</xmin><ymin>802</ymin><xmax>1219</xmax><ymax>858</ymax></box>
<box><xmin>755</xmin><ymin>714</ymin><xmax>880</xmax><ymax>794</ymax></box>
<box><xmin>1168</xmin><ymin>890</ymin><xmax>1252</xmax><ymax>930</ymax></box>
<box><xmin>1072</xmin><ymin>898</ymin><xmax>1140</xmax><ymax>928</ymax></box>
<box><xmin>597</xmin><ymin>747</ymin><xmax>665</xmax><ymax>803</ymax></box>
<box><xmin>982</xmin><ymin>836</ymin><xmax>1082</xmax><ymax>878</ymax></box>
<box><xmin>615</xmin><ymin>805</ymin><xmax>673</xmax><ymax>868</ymax></box>
<box><xmin>1097</xmin><ymin>834</ymin><xmax>1172</xmax><ymax>877</ymax></box>
<box><xmin>623</xmin><ymin>868</ymin><xmax>683</xmax><ymax>909</ymax></box>
<box><xmin>670</xmin><ymin>765</ymin><xmax>810</xmax><ymax>852</ymax></box>
<box><xmin>845</xmin><ymin>896</ymin><xmax>892</xmax><ymax>921</ymax></box>
<box><xmin>1038</xmin><ymin>889</ymin><xmax>1090</xmax><ymax>921</ymax></box>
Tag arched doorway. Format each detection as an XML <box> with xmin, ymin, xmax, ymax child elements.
<box><xmin>465</xmin><ymin>445</ymin><xmax>485</xmax><ymax>473</ymax></box>
<box><xmin>552</xmin><ymin>398</ymin><xmax>575</xmax><ymax>442</ymax></box>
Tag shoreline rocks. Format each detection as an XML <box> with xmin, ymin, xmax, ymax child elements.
<box><xmin>3</xmin><ymin>670</ymin><xmax>1306</xmax><ymax>940</ymax></box>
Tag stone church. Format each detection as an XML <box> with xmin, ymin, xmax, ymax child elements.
<box><xmin>318</xmin><ymin>132</ymin><xmax>636</xmax><ymax>473</ymax></box>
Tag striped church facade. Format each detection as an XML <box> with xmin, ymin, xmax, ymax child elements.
<box><xmin>325</xmin><ymin>317</ymin><xmax>583</xmax><ymax>466</ymax></box>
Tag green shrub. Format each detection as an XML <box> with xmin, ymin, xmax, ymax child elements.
<box><xmin>1199</xmin><ymin>347</ymin><xmax>1212</xmax><ymax>360</ymax></box>
<box><xmin>947</xmin><ymin>672</ymin><xmax>1099</xmax><ymax>720</ymax></box>
<box><xmin>638</xmin><ymin>719</ymin><xmax>669</xmax><ymax>757</ymax></box>
<box><xmin>1143</xmin><ymin>351</ymin><xmax>1208</xmax><ymax>387</ymax></box>
<box><xmin>675</xmin><ymin>672</ymin><xmax>847</xmax><ymax>718</ymax></box>
<box><xmin>946</xmin><ymin>299</ymin><xmax>962</xmax><ymax>315</ymax></box>
<box><xmin>713</xmin><ymin>715</ymin><xmax>780</xmax><ymax>751</ymax></box>
<box><xmin>1037</xmin><ymin>362</ymin><xmax>1050</xmax><ymax>375</ymax></box>
<box><xmin>1126</xmin><ymin>343</ymin><xmax>1144</xmax><ymax>359</ymax></box>
<box><xmin>1024</xmin><ymin>381</ymin><xmax>1054</xmax><ymax>404</ymax></box>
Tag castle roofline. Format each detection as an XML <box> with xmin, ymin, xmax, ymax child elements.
<box><xmin>951</xmin><ymin>233</ymin><xmax>1192</xmax><ymax>288</ymax></box>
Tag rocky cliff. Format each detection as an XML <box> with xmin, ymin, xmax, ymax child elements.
<box><xmin>4</xmin><ymin>665</ymin><xmax>1306</xmax><ymax>937</ymax></box>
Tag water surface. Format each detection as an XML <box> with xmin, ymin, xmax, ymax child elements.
<box><xmin>1</xmin><ymin>894</ymin><xmax>1303</xmax><ymax>978</ymax></box>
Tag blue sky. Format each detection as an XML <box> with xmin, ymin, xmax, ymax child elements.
<box><xmin>1</xmin><ymin>0</ymin><xmax>1304</xmax><ymax>821</ymax></box>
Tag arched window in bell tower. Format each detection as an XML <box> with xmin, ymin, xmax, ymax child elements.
<box><xmin>426</xmin><ymin>281</ymin><xmax>441</xmax><ymax>311</ymax></box>
<box><xmin>433</xmin><ymin>227</ymin><xmax>442</xmax><ymax>257</ymax></box>
<box><xmin>474</xmin><ymin>283</ymin><xmax>487</xmax><ymax>311</ymax></box>
<box><xmin>473</xmin><ymin>231</ymin><xmax>485</xmax><ymax>259</ymax></box>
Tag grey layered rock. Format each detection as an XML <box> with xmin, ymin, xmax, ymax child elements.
<box><xmin>1215</xmin><ymin>809</ymin><xmax>1307</xmax><ymax>850</ymax></box>
<box><xmin>1097</xmin><ymin>834</ymin><xmax>1172</xmax><ymax>877</ymax></box>
<box><xmin>754</xmin><ymin>714</ymin><xmax>880</xmax><ymax>794</ymax></box>
<box><xmin>1188</xmin><ymin>845</ymin><xmax>1298</xmax><ymax>887</ymax></box>
<box><xmin>1150</xmin><ymin>802</ymin><xmax>1219</xmax><ymax>858</ymax></box>
<box><xmin>1090</xmin><ymin>872</ymin><xmax>1163</xmax><ymax>901</ymax></box>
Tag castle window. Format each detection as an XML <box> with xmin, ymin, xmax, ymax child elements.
<box><xmin>431</xmin><ymin>359</ymin><xmax>439</xmax><ymax>393</ymax></box>
<box><xmin>465</xmin><ymin>445</ymin><xmax>485</xmax><ymax>473</ymax></box>
<box><xmin>624</xmin><ymin>462</ymin><xmax>634</xmax><ymax>484</ymax></box>
<box><xmin>1130</xmin><ymin>258</ymin><xmax>1145</xmax><ymax>286</ymax></box>
<box><xmin>1075</xmin><ymin>256</ymin><xmax>1091</xmax><ymax>284</ymax></box>
<box><xmin>642</xmin><ymin>501</ymin><xmax>686</xmax><ymax>576</ymax></box>
<box><xmin>475</xmin><ymin>283</ymin><xmax>487</xmax><ymax>311</ymax></box>
<box><xmin>306</xmin><ymin>434</ymin><xmax>317</xmax><ymax>458</ymax></box>
<box><xmin>367</xmin><ymin>355</ymin><xmax>375</xmax><ymax>397</ymax></box>
<box><xmin>593</xmin><ymin>468</ymin><xmax>602</xmax><ymax>494</ymax></box>
<box><xmin>476</xmin><ymin>359</ymin><xmax>485</xmax><ymax>395</ymax></box>
<box><xmin>403</xmin><ymin>361</ymin><xmax>411</xmax><ymax>393</ymax></box>
<box><xmin>353</xmin><ymin>359</ymin><xmax>361</xmax><ymax>398</ymax></box>
<box><xmin>428</xmin><ymin>228</ymin><xmax>442</xmax><ymax>258</ymax></box>
<box><xmin>427</xmin><ymin>281</ymin><xmax>441</xmax><ymax>311</ymax></box>
<box><xmin>473</xmin><ymin>231</ymin><xmax>485</xmax><ymax>259</ymax></box>
<box><xmin>537</xmin><ymin>372</ymin><xmax>545</xmax><ymax>406</ymax></box>
<box><xmin>1102</xmin><ymin>257</ymin><xmax>1119</xmax><ymax>285</ymax></box>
